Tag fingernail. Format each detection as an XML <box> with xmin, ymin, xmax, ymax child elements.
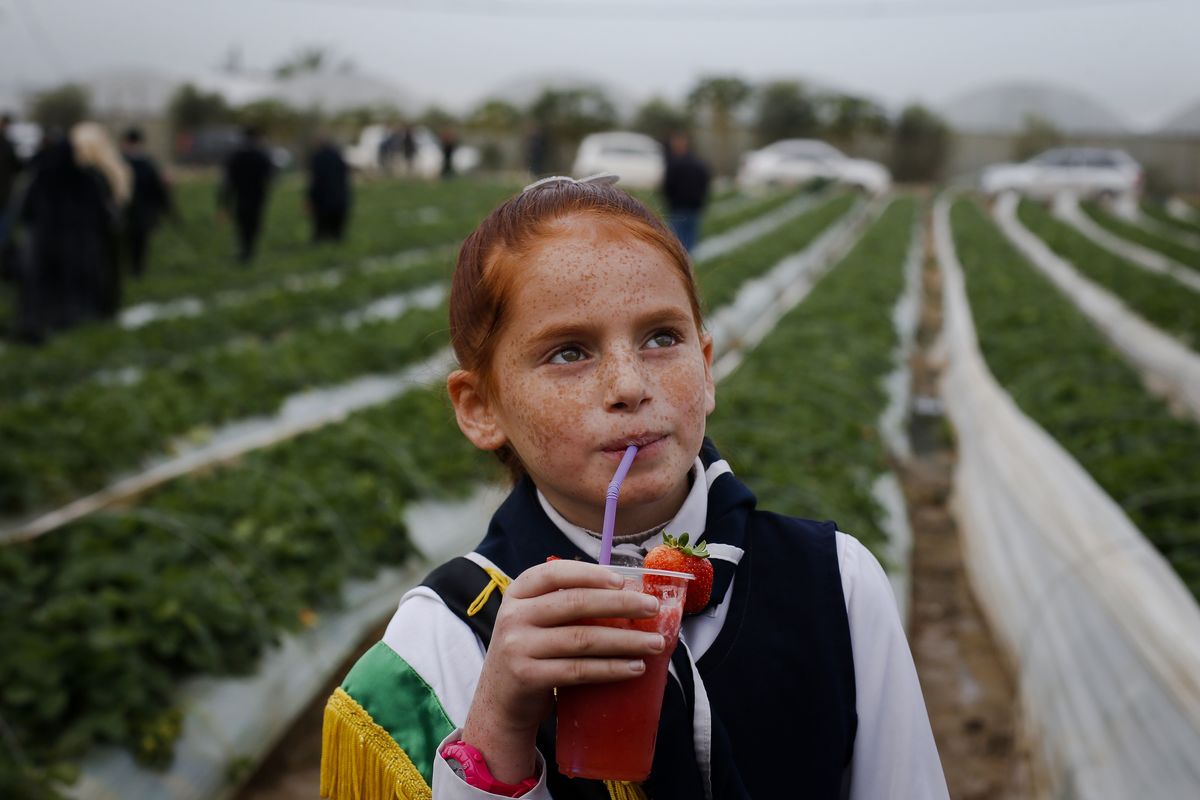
<box><xmin>609</xmin><ymin>574</ymin><xmax>625</xmax><ymax>588</ymax></box>
<box><xmin>641</xmin><ymin>596</ymin><xmax>659</xmax><ymax>613</ymax></box>
<box><xmin>649</xmin><ymin>634</ymin><xmax>665</xmax><ymax>652</ymax></box>
<box><xmin>628</xmin><ymin>659</ymin><xmax>646</xmax><ymax>673</ymax></box>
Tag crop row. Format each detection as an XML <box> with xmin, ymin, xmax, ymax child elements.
<box><xmin>0</xmin><ymin>192</ymin><xmax>879</xmax><ymax>792</ymax></box>
<box><xmin>951</xmin><ymin>198</ymin><xmax>1200</xmax><ymax>598</ymax></box>
<box><xmin>8</xmin><ymin>188</ymin><xmax>805</xmax><ymax>402</ymax></box>
<box><xmin>1141</xmin><ymin>200</ymin><xmax>1200</xmax><ymax>237</ymax></box>
<box><xmin>1081</xmin><ymin>202</ymin><xmax>1200</xmax><ymax>271</ymax></box>
<box><xmin>0</xmin><ymin>193</ymin><xmax>851</xmax><ymax>518</ymax></box>
<box><xmin>707</xmin><ymin>196</ymin><xmax>916</xmax><ymax>556</ymax></box>
<box><xmin>1017</xmin><ymin>199</ymin><xmax>1200</xmax><ymax>350</ymax></box>
<box><xmin>123</xmin><ymin>178</ymin><xmax>519</xmax><ymax>306</ymax></box>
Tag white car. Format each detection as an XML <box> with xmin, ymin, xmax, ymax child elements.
<box><xmin>344</xmin><ymin>124</ymin><xmax>480</xmax><ymax>178</ymax></box>
<box><xmin>571</xmin><ymin>132</ymin><xmax>664</xmax><ymax>189</ymax></box>
<box><xmin>737</xmin><ymin>139</ymin><xmax>890</xmax><ymax>194</ymax></box>
<box><xmin>980</xmin><ymin>147</ymin><xmax>1143</xmax><ymax>200</ymax></box>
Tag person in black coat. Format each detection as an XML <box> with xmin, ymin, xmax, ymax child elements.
<box><xmin>219</xmin><ymin>126</ymin><xmax>274</xmax><ymax>264</ymax></box>
<box><xmin>12</xmin><ymin>135</ymin><xmax>121</xmax><ymax>343</ymax></box>
<box><xmin>661</xmin><ymin>132</ymin><xmax>711</xmax><ymax>253</ymax></box>
<box><xmin>0</xmin><ymin>113</ymin><xmax>25</xmax><ymax>282</ymax></box>
<box><xmin>120</xmin><ymin>127</ymin><xmax>172</xmax><ymax>277</ymax></box>
<box><xmin>307</xmin><ymin>136</ymin><xmax>351</xmax><ymax>243</ymax></box>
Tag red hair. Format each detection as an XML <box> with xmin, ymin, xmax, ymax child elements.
<box><xmin>449</xmin><ymin>179</ymin><xmax>703</xmax><ymax>479</ymax></box>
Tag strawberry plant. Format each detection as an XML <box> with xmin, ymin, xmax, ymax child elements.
<box><xmin>707</xmin><ymin>197</ymin><xmax>918</xmax><ymax>558</ymax></box>
<box><xmin>1017</xmin><ymin>199</ymin><xmax>1200</xmax><ymax>349</ymax></box>
<box><xmin>952</xmin><ymin>198</ymin><xmax>1200</xmax><ymax>598</ymax></box>
<box><xmin>1081</xmin><ymin>202</ymin><xmax>1200</xmax><ymax>271</ymax></box>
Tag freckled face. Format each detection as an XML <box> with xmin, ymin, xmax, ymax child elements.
<box><xmin>486</xmin><ymin>215</ymin><xmax>715</xmax><ymax>534</ymax></box>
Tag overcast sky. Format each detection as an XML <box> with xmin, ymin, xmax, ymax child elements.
<box><xmin>1</xmin><ymin>0</ymin><xmax>1196</xmax><ymax>130</ymax></box>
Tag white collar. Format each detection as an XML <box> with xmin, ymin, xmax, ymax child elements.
<box><xmin>536</xmin><ymin>456</ymin><xmax>710</xmax><ymax>563</ymax></box>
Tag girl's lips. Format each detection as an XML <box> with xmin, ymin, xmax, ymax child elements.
<box><xmin>601</xmin><ymin>434</ymin><xmax>667</xmax><ymax>456</ymax></box>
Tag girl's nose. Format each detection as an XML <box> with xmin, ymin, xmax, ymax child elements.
<box><xmin>603</xmin><ymin>349</ymin><xmax>649</xmax><ymax>412</ymax></box>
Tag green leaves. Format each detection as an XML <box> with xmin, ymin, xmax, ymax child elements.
<box><xmin>951</xmin><ymin>198</ymin><xmax>1200</xmax><ymax>598</ymax></box>
<box><xmin>708</xmin><ymin>197</ymin><xmax>918</xmax><ymax>559</ymax></box>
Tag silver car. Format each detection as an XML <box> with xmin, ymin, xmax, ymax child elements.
<box><xmin>980</xmin><ymin>147</ymin><xmax>1143</xmax><ymax>200</ymax></box>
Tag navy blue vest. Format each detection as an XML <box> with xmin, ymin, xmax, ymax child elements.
<box><xmin>426</xmin><ymin>440</ymin><xmax>857</xmax><ymax>799</ymax></box>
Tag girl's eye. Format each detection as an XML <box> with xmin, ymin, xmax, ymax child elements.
<box><xmin>647</xmin><ymin>331</ymin><xmax>680</xmax><ymax>349</ymax></box>
<box><xmin>549</xmin><ymin>346</ymin><xmax>587</xmax><ymax>365</ymax></box>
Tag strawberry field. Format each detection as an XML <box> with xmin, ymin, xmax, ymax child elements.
<box><xmin>3</xmin><ymin>177</ymin><xmax>893</xmax><ymax>794</ymax></box>
<box><xmin>4</xmin><ymin>174</ymin><xmax>1200</xmax><ymax>799</ymax></box>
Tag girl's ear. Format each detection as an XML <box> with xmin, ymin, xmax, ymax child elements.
<box><xmin>701</xmin><ymin>331</ymin><xmax>716</xmax><ymax>415</ymax></box>
<box><xmin>447</xmin><ymin>369</ymin><xmax>509</xmax><ymax>451</ymax></box>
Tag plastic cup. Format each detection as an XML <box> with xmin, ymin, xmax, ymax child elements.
<box><xmin>555</xmin><ymin>565</ymin><xmax>692</xmax><ymax>781</ymax></box>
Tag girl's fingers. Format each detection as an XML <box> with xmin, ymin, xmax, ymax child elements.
<box><xmin>512</xmin><ymin>586</ymin><xmax>659</xmax><ymax>628</ymax></box>
<box><xmin>506</xmin><ymin>560</ymin><xmax>624</xmax><ymax>599</ymax></box>
<box><xmin>517</xmin><ymin>655</ymin><xmax>650</xmax><ymax>688</ymax></box>
<box><xmin>516</xmin><ymin>624</ymin><xmax>666</xmax><ymax>660</ymax></box>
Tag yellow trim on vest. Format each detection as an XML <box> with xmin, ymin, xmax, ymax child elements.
<box><xmin>466</xmin><ymin>567</ymin><xmax>511</xmax><ymax>617</ymax></box>
<box><xmin>604</xmin><ymin>779</ymin><xmax>648</xmax><ymax>800</ymax></box>
<box><xmin>320</xmin><ymin>686</ymin><xmax>432</xmax><ymax>800</ymax></box>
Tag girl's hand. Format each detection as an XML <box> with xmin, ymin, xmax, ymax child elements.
<box><xmin>461</xmin><ymin>560</ymin><xmax>664</xmax><ymax>783</ymax></box>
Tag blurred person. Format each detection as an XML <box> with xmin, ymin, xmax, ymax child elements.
<box><xmin>660</xmin><ymin>131</ymin><xmax>712</xmax><ymax>253</ymax></box>
<box><xmin>440</xmin><ymin>127</ymin><xmax>458</xmax><ymax>179</ymax></box>
<box><xmin>402</xmin><ymin>125</ymin><xmax>417</xmax><ymax>175</ymax></box>
<box><xmin>219</xmin><ymin>126</ymin><xmax>275</xmax><ymax>264</ymax></box>
<box><xmin>526</xmin><ymin>123</ymin><xmax>548</xmax><ymax>179</ymax></box>
<box><xmin>307</xmin><ymin>135</ymin><xmax>351</xmax><ymax>243</ymax></box>
<box><xmin>11</xmin><ymin>123</ymin><xmax>128</xmax><ymax>343</ymax></box>
<box><xmin>0</xmin><ymin>113</ymin><xmax>24</xmax><ymax>281</ymax></box>
<box><xmin>120</xmin><ymin>127</ymin><xmax>173</xmax><ymax>277</ymax></box>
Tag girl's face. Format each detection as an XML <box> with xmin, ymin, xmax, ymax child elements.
<box><xmin>458</xmin><ymin>214</ymin><xmax>715</xmax><ymax>534</ymax></box>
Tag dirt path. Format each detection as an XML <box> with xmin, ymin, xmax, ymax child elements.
<box><xmin>900</xmin><ymin>213</ymin><xmax>1039</xmax><ymax>799</ymax></box>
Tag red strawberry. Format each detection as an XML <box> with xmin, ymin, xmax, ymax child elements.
<box><xmin>643</xmin><ymin>533</ymin><xmax>713</xmax><ymax>615</ymax></box>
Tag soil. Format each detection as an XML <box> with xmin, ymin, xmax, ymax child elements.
<box><xmin>900</xmin><ymin>212</ymin><xmax>1040</xmax><ymax>799</ymax></box>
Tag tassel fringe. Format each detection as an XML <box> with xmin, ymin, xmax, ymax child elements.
<box><xmin>320</xmin><ymin>687</ymin><xmax>432</xmax><ymax>800</ymax></box>
<box><xmin>605</xmin><ymin>779</ymin><xmax>649</xmax><ymax>800</ymax></box>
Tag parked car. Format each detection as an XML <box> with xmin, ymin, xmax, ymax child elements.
<box><xmin>343</xmin><ymin>124</ymin><xmax>480</xmax><ymax>178</ymax></box>
<box><xmin>572</xmin><ymin>132</ymin><xmax>664</xmax><ymax>189</ymax></box>
<box><xmin>737</xmin><ymin>139</ymin><xmax>890</xmax><ymax>194</ymax></box>
<box><xmin>980</xmin><ymin>147</ymin><xmax>1143</xmax><ymax>200</ymax></box>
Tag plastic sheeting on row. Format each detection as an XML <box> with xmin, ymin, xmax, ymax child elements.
<box><xmin>934</xmin><ymin>195</ymin><xmax>1200</xmax><ymax>800</ymax></box>
<box><xmin>1053</xmin><ymin>194</ymin><xmax>1200</xmax><ymax>294</ymax></box>
<box><xmin>993</xmin><ymin>192</ymin><xmax>1200</xmax><ymax>422</ymax></box>
<box><xmin>68</xmin><ymin>485</ymin><xmax>509</xmax><ymax>800</ymax></box>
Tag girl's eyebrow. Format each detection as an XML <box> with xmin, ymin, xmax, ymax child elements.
<box><xmin>524</xmin><ymin>306</ymin><xmax>694</xmax><ymax>347</ymax></box>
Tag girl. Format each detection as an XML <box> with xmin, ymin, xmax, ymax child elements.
<box><xmin>320</xmin><ymin>175</ymin><xmax>949</xmax><ymax>800</ymax></box>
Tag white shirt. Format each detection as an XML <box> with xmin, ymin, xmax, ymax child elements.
<box><xmin>384</xmin><ymin>458</ymin><xmax>949</xmax><ymax>799</ymax></box>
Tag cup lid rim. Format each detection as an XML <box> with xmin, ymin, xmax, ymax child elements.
<box><xmin>606</xmin><ymin>564</ymin><xmax>693</xmax><ymax>580</ymax></box>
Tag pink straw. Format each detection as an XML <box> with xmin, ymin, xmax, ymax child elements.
<box><xmin>598</xmin><ymin>445</ymin><xmax>639</xmax><ymax>566</ymax></box>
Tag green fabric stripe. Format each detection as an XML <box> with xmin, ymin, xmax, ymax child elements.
<box><xmin>341</xmin><ymin>641</ymin><xmax>456</xmax><ymax>785</ymax></box>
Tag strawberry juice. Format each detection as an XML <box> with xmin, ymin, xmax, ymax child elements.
<box><xmin>556</xmin><ymin>566</ymin><xmax>691</xmax><ymax>781</ymax></box>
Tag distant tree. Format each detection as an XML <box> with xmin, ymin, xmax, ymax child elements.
<box><xmin>529</xmin><ymin>87</ymin><xmax>618</xmax><ymax>143</ymax></box>
<box><xmin>1013</xmin><ymin>113</ymin><xmax>1064</xmax><ymax>161</ymax></box>
<box><xmin>752</xmin><ymin>81</ymin><xmax>818</xmax><ymax>146</ymax></box>
<box><xmin>632</xmin><ymin>97</ymin><xmax>691</xmax><ymax>143</ymax></box>
<box><xmin>419</xmin><ymin>106</ymin><xmax>460</xmax><ymax>133</ymax></box>
<box><xmin>167</xmin><ymin>83</ymin><xmax>230</xmax><ymax>133</ymax></box>
<box><xmin>467</xmin><ymin>99</ymin><xmax>524</xmax><ymax>133</ymax></box>
<box><xmin>232</xmin><ymin>99</ymin><xmax>304</xmax><ymax>139</ymax></box>
<box><xmin>819</xmin><ymin>94</ymin><xmax>890</xmax><ymax>147</ymax></box>
<box><xmin>28</xmin><ymin>83</ymin><xmax>90</xmax><ymax>131</ymax></box>
<box><xmin>688</xmin><ymin>75</ymin><xmax>752</xmax><ymax>176</ymax></box>
<box><xmin>890</xmin><ymin>104</ymin><xmax>951</xmax><ymax>183</ymax></box>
